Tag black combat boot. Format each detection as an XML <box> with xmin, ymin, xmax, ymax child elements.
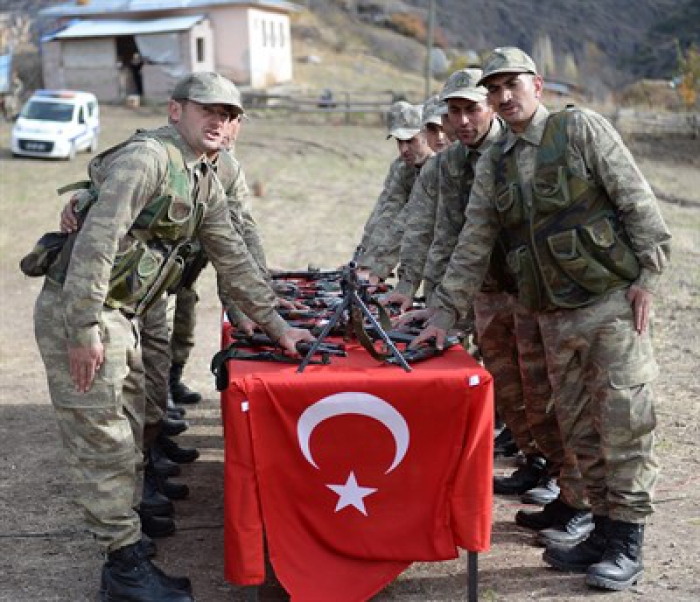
<box><xmin>151</xmin><ymin>443</ymin><xmax>183</xmax><ymax>478</ymax></box>
<box><xmin>520</xmin><ymin>475</ymin><xmax>560</xmax><ymax>505</ymax></box>
<box><xmin>156</xmin><ymin>434</ymin><xmax>200</xmax><ymax>464</ymax></box>
<box><xmin>145</xmin><ymin>454</ymin><xmax>189</xmax><ymax>501</ymax></box>
<box><xmin>536</xmin><ymin>510</ymin><xmax>594</xmax><ymax>547</ymax></box>
<box><xmin>586</xmin><ymin>520</ymin><xmax>644</xmax><ymax>590</ymax></box>
<box><xmin>494</xmin><ymin>455</ymin><xmax>546</xmax><ymax>495</ymax></box>
<box><xmin>516</xmin><ymin>497</ymin><xmax>579</xmax><ymax>531</ymax></box>
<box><xmin>542</xmin><ymin>515</ymin><xmax>608</xmax><ymax>572</ymax></box>
<box><xmin>161</xmin><ymin>415</ymin><xmax>189</xmax><ymax>437</ymax></box>
<box><xmin>135</xmin><ymin>540</ymin><xmax>192</xmax><ymax>594</ymax></box>
<box><xmin>493</xmin><ymin>427</ymin><xmax>518</xmax><ymax>457</ymax></box>
<box><xmin>169</xmin><ymin>363</ymin><xmax>202</xmax><ymax>405</ymax></box>
<box><xmin>141</xmin><ymin>467</ymin><xmax>174</xmax><ymax>518</ymax></box>
<box><xmin>139</xmin><ymin>512</ymin><xmax>176</xmax><ymax>539</ymax></box>
<box><xmin>167</xmin><ymin>394</ymin><xmax>186</xmax><ymax>418</ymax></box>
<box><xmin>140</xmin><ymin>534</ymin><xmax>157</xmax><ymax>558</ymax></box>
<box><xmin>99</xmin><ymin>542</ymin><xmax>193</xmax><ymax>601</ymax></box>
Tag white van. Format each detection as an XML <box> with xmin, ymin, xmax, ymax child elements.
<box><xmin>11</xmin><ymin>90</ymin><xmax>99</xmax><ymax>160</ymax></box>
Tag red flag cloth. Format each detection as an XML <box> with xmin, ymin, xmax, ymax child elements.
<box><xmin>221</xmin><ymin>326</ymin><xmax>493</xmax><ymax>601</ymax></box>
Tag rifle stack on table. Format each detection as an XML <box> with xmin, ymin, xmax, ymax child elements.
<box><xmin>214</xmin><ymin>264</ymin><xmax>462</xmax><ymax>377</ymax></box>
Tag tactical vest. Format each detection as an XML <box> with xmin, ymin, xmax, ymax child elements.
<box><xmin>444</xmin><ymin>143</ymin><xmax>515</xmax><ymax>294</ymax></box>
<box><xmin>47</xmin><ymin>130</ymin><xmax>208</xmax><ymax>316</ymax></box>
<box><xmin>492</xmin><ymin>109</ymin><xmax>639</xmax><ymax>310</ymax></box>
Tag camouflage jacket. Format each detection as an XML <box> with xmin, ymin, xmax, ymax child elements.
<box><xmin>393</xmin><ymin>119</ymin><xmax>505</xmax><ymax>300</ymax></box>
<box><xmin>359</xmin><ymin>157</ymin><xmax>405</xmax><ymax>251</ymax></box>
<box><xmin>213</xmin><ymin>150</ymin><xmax>272</xmax><ymax>323</ymax></box>
<box><xmin>62</xmin><ymin>125</ymin><xmax>288</xmax><ymax>347</ymax></box>
<box><xmin>431</xmin><ymin>104</ymin><xmax>672</xmax><ymax>330</ymax></box>
<box><xmin>359</xmin><ymin>156</ymin><xmax>422</xmax><ymax>267</ymax></box>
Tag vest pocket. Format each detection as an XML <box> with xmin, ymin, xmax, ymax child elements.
<box><xmin>495</xmin><ymin>183</ymin><xmax>525</xmax><ymax>227</ymax></box>
<box><xmin>580</xmin><ymin>217</ymin><xmax>640</xmax><ymax>281</ymax></box>
<box><xmin>507</xmin><ymin>245</ymin><xmax>542</xmax><ymax>309</ymax></box>
<box><xmin>532</xmin><ymin>166</ymin><xmax>570</xmax><ymax>214</ymax></box>
<box><xmin>547</xmin><ymin>229</ymin><xmax>615</xmax><ymax>295</ymax></box>
<box><xmin>107</xmin><ymin>243</ymin><xmax>165</xmax><ymax>310</ymax></box>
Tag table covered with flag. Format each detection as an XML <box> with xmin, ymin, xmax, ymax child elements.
<box><xmin>220</xmin><ymin>321</ymin><xmax>494</xmax><ymax>601</ymax></box>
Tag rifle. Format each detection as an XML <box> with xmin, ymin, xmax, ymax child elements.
<box><xmin>385</xmin><ymin>335</ymin><xmax>462</xmax><ymax>365</ymax></box>
<box><xmin>271</xmin><ymin>269</ymin><xmax>343</xmax><ymax>281</ymax></box>
<box><xmin>210</xmin><ymin>345</ymin><xmax>328</xmax><ymax>390</ymax></box>
<box><xmin>231</xmin><ymin>333</ymin><xmax>347</xmax><ymax>357</ymax></box>
<box><xmin>276</xmin><ymin>307</ymin><xmax>331</xmax><ymax>320</ymax></box>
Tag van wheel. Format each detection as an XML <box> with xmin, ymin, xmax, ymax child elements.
<box><xmin>89</xmin><ymin>134</ymin><xmax>99</xmax><ymax>153</ymax></box>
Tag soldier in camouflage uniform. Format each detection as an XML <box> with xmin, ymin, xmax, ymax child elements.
<box><xmin>360</xmin><ymin>98</ymin><xmax>445</xmax><ymax>278</ymax></box>
<box><xmin>32</xmin><ymin>72</ymin><xmax>312</xmax><ymax>601</ymax></box>
<box><xmin>166</xmin><ymin>113</ymin><xmax>268</xmax><ymax>407</ymax></box>
<box><xmin>384</xmin><ymin>70</ymin><xmax>574</xmax><ymax>518</ymax></box>
<box><xmin>411</xmin><ymin>48</ymin><xmax>671</xmax><ymax>591</ymax></box>
<box><xmin>422</xmin><ymin>94</ymin><xmax>451</xmax><ymax>154</ymax></box>
<box><xmin>358</xmin><ymin>101</ymin><xmax>433</xmax><ymax>262</ymax></box>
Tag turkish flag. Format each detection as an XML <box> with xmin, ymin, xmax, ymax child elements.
<box><xmin>223</xmin><ymin>342</ymin><xmax>493</xmax><ymax>601</ymax></box>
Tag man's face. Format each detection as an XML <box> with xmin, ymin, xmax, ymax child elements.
<box><xmin>484</xmin><ymin>73</ymin><xmax>542</xmax><ymax>133</ymax></box>
<box><xmin>220</xmin><ymin>115</ymin><xmax>243</xmax><ymax>151</ymax></box>
<box><xmin>396</xmin><ymin>132</ymin><xmax>432</xmax><ymax>168</ymax></box>
<box><xmin>441</xmin><ymin>113</ymin><xmax>458</xmax><ymax>143</ymax></box>
<box><xmin>446</xmin><ymin>98</ymin><xmax>494</xmax><ymax>148</ymax></box>
<box><xmin>168</xmin><ymin>100</ymin><xmax>236</xmax><ymax>156</ymax></box>
<box><xmin>425</xmin><ymin>123</ymin><xmax>449</xmax><ymax>153</ymax></box>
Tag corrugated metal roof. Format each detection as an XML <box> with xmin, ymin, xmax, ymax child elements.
<box><xmin>51</xmin><ymin>15</ymin><xmax>205</xmax><ymax>38</ymax></box>
<box><xmin>40</xmin><ymin>0</ymin><xmax>299</xmax><ymax>18</ymax></box>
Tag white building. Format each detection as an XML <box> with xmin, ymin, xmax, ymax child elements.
<box><xmin>39</xmin><ymin>0</ymin><xmax>298</xmax><ymax>101</ymax></box>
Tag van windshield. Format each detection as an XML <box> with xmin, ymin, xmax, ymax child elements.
<box><xmin>20</xmin><ymin>100</ymin><xmax>75</xmax><ymax>122</ymax></box>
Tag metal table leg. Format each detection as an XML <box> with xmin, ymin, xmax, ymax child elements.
<box><xmin>468</xmin><ymin>551</ymin><xmax>478</xmax><ymax>601</ymax></box>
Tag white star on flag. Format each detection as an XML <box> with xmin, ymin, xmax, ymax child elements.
<box><xmin>326</xmin><ymin>471</ymin><xmax>378</xmax><ymax>516</ymax></box>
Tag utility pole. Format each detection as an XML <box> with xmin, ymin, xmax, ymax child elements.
<box><xmin>424</xmin><ymin>0</ymin><xmax>436</xmax><ymax>98</ymax></box>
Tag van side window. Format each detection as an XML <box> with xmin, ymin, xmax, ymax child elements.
<box><xmin>78</xmin><ymin>106</ymin><xmax>85</xmax><ymax>124</ymax></box>
<box><xmin>87</xmin><ymin>101</ymin><xmax>96</xmax><ymax>118</ymax></box>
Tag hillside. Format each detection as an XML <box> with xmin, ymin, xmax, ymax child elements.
<box><xmin>5</xmin><ymin>0</ymin><xmax>699</xmax><ymax>89</ymax></box>
<box><xmin>327</xmin><ymin>0</ymin><xmax>699</xmax><ymax>84</ymax></box>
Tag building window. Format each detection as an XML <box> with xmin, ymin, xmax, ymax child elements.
<box><xmin>279</xmin><ymin>22</ymin><xmax>285</xmax><ymax>47</ymax></box>
<box><xmin>262</xmin><ymin>20</ymin><xmax>267</xmax><ymax>47</ymax></box>
<box><xmin>270</xmin><ymin>19</ymin><xmax>277</xmax><ymax>47</ymax></box>
<box><xmin>196</xmin><ymin>37</ymin><xmax>205</xmax><ymax>63</ymax></box>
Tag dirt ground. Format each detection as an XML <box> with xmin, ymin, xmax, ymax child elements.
<box><xmin>1</xmin><ymin>106</ymin><xmax>699</xmax><ymax>601</ymax></box>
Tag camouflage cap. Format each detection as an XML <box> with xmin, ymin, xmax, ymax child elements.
<box><xmin>478</xmin><ymin>47</ymin><xmax>538</xmax><ymax>86</ymax></box>
<box><xmin>171</xmin><ymin>71</ymin><xmax>244</xmax><ymax>114</ymax></box>
<box><xmin>386</xmin><ymin>101</ymin><xmax>423</xmax><ymax>140</ymax></box>
<box><xmin>440</xmin><ymin>68</ymin><xmax>487</xmax><ymax>102</ymax></box>
<box><xmin>421</xmin><ymin>94</ymin><xmax>447</xmax><ymax>127</ymax></box>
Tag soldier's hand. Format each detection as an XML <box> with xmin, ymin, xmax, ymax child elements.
<box><xmin>626</xmin><ymin>285</ymin><xmax>653</xmax><ymax>334</ymax></box>
<box><xmin>277</xmin><ymin>327</ymin><xmax>315</xmax><ymax>357</ymax></box>
<box><xmin>276</xmin><ymin>296</ymin><xmax>308</xmax><ymax>310</ymax></box>
<box><xmin>60</xmin><ymin>196</ymin><xmax>80</xmax><ymax>233</ymax></box>
<box><xmin>392</xmin><ymin>307</ymin><xmax>436</xmax><ymax>329</ymax></box>
<box><xmin>235</xmin><ymin>318</ymin><xmax>257</xmax><ymax>336</ymax></box>
<box><xmin>380</xmin><ymin>291</ymin><xmax>412</xmax><ymax>312</ymax></box>
<box><xmin>68</xmin><ymin>343</ymin><xmax>105</xmax><ymax>393</ymax></box>
<box><xmin>408</xmin><ymin>325</ymin><xmax>447</xmax><ymax>351</ymax></box>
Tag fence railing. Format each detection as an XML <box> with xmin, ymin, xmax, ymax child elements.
<box><xmin>244</xmin><ymin>90</ymin><xmax>699</xmax><ymax>137</ymax></box>
<box><xmin>243</xmin><ymin>90</ymin><xmax>403</xmax><ymax>124</ymax></box>
<box><xmin>609</xmin><ymin>109</ymin><xmax>699</xmax><ymax>138</ymax></box>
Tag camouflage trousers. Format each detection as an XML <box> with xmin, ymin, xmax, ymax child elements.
<box><xmin>34</xmin><ymin>281</ymin><xmax>144</xmax><ymax>552</ymax></box>
<box><xmin>513</xmin><ymin>301</ymin><xmax>587</xmax><ymax>510</ymax></box>
<box><xmin>140</xmin><ymin>294</ymin><xmax>170</xmax><ymax>448</ymax></box>
<box><xmin>474</xmin><ymin>291</ymin><xmax>538</xmax><ymax>457</ymax></box>
<box><xmin>537</xmin><ymin>288</ymin><xmax>659</xmax><ymax>523</ymax></box>
<box><xmin>168</xmin><ymin>284</ymin><xmax>199</xmax><ymax>366</ymax></box>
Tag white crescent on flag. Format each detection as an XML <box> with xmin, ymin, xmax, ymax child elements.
<box><xmin>296</xmin><ymin>392</ymin><xmax>410</xmax><ymax>473</ymax></box>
